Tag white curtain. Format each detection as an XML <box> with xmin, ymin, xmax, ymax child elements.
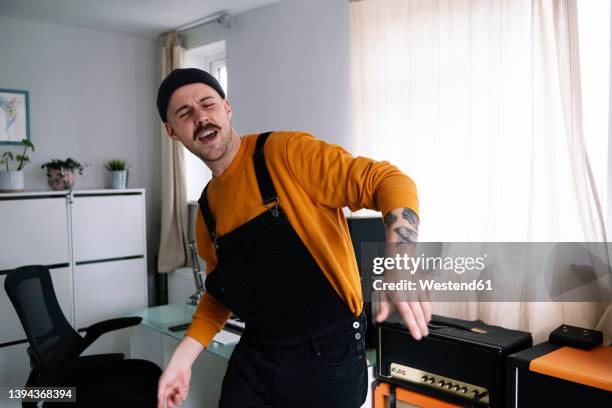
<box><xmin>158</xmin><ymin>32</ymin><xmax>189</xmax><ymax>273</ymax></box>
<box><xmin>350</xmin><ymin>0</ymin><xmax>611</xmax><ymax>342</ymax></box>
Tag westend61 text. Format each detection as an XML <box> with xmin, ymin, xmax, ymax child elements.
<box><xmin>372</xmin><ymin>279</ymin><xmax>493</xmax><ymax>292</ymax></box>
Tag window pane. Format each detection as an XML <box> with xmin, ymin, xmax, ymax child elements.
<box><xmin>577</xmin><ymin>0</ymin><xmax>610</xmax><ymax>214</ymax></box>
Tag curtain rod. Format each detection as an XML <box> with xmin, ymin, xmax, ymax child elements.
<box><xmin>161</xmin><ymin>12</ymin><xmax>232</xmax><ymax>36</ymax></box>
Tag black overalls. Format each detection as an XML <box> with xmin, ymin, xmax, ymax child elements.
<box><xmin>198</xmin><ymin>132</ymin><xmax>367</xmax><ymax>408</ymax></box>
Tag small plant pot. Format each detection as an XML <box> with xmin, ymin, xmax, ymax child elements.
<box><xmin>47</xmin><ymin>168</ymin><xmax>75</xmax><ymax>191</ymax></box>
<box><xmin>0</xmin><ymin>170</ymin><xmax>24</xmax><ymax>192</ymax></box>
<box><xmin>110</xmin><ymin>170</ymin><xmax>128</xmax><ymax>189</ymax></box>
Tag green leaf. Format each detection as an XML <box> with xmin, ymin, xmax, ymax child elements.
<box><xmin>104</xmin><ymin>159</ymin><xmax>127</xmax><ymax>171</ymax></box>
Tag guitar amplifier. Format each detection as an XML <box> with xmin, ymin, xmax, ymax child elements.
<box><xmin>374</xmin><ymin>381</ymin><xmax>464</xmax><ymax>408</ymax></box>
<box><xmin>377</xmin><ymin>315</ymin><xmax>532</xmax><ymax>407</ymax></box>
<box><xmin>506</xmin><ymin>342</ymin><xmax>612</xmax><ymax>407</ymax></box>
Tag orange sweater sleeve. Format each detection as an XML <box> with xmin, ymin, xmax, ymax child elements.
<box><xmin>284</xmin><ymin>132</ymin><xmax>419</xmax><ymax>217</ymax></box>
<box><xmin>184</xmin><ymin>211</ymin><xmax>231</xmax><ymax>347</ymax></box>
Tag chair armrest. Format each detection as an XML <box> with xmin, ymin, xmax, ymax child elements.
<box><xmin>80</xmin><ymin>316</ymin><xmax>143</xmax><ymax>352</ymax></box>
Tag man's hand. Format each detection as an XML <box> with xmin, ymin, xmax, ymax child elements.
<box><xmin>157</xmin><ymin>336</ymin><xmax>204</xmax><ymax>408</ymax></box>
<box><xmin>375</xmin><ymin>208</ymin><xmax>432</xmax><ymax>340</ymax></box>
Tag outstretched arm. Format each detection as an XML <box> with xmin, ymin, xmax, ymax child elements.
<box><xmin>157</xmin><ymin>336</ymin><xmax>204</xmax><ymax>408</ymax></box>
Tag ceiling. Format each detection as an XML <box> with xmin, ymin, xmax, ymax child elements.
<box><xmin>0</xmin><ymin>0</ymin><xmax>284</xmax><ymax>38</ymax></box>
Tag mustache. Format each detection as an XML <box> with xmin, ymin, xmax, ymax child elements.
<box><xmin>193</xmin><ymin>123</ymin><xmax>220</xmax><ymax>139</ymax></box>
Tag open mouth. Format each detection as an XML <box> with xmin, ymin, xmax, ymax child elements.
<box><xmin>196</xmin><ymin>128</ymin><xmax>218</xmax><ymax>144</ymax></box>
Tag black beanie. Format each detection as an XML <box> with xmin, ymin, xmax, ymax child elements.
<box><xmin>156</xmin><ymin>68</ymin><xmax>226</xmax><ymax>122</ymax></box>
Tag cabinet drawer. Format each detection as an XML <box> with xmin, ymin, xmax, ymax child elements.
<box><xmin>0</xmin><ymin>198</ymin><xmax>70</xmax><ymax>270</ymax></box>
<box><xmin>74</xmin><ymin>258</ymin><xmax>146</xmax><ymax>328</ymax></box>
<box><xmin>72</xmin><ymin>194</ymin><xmax>145</xmax><ymax>262</ymax></box>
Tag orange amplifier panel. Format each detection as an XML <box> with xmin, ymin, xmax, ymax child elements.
<box><xmin>529</xmin><ymin>345</ymin><xmax>612</xmax><ymax>391</ymax></box>
<box><xmin>507</xmin><ymin>342</ymin><xmax>612</xmax><ymax>407</ymax></box>
<box><xmin>374</xmin><ymin>382</ymin><xmax>463</xmax><ymax>408</ymax></box>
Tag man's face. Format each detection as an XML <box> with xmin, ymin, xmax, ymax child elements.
<box><xmin>164</xmin><ymin>83</ymin><xmax>233</xmax><ymax>163</ymax></box>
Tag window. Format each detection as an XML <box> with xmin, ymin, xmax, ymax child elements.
<box><xmin>577</xmin><ymin>0</ymin><xmax>611</xmax><ymax>216</ymax></box>
<box><xmin>183</xmin><ymin>41</ymin><xmax>227</xmax><ymax>202</ymax></box>
<box><xmin>350</xmin><ymin>0</ymin><xmax>610</xmax><ymax>241</ymax></box>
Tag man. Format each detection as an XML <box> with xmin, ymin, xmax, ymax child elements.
<box><xmin>156</xmin><ymin>68</ymin><xmax>430</xmax><ymax>408</ymax></box>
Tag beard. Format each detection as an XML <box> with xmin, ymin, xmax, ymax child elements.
<box><xmin>200</xmin><ymin>143</ymin><xmax>227</xmax><ymax>162</ymax></box>
<box><xmin>193</xmin><ymin>123</ymin><xmax>232</xmax><ymax>162</ymax></box>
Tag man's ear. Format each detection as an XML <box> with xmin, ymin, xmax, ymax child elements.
<box><xmin>164</xmin><ymin>122</ymin><xmax>180</xmax><ymax>141</ymax></box>
<box><xmin>224</xmin><ymin>99</ymin><xmax>233</xmax><ymax>120</ymax></box>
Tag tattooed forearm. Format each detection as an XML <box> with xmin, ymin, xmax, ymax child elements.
<box><xmin>384</xmin><ymin>212</ymin><xmax>397</xmax><ymax>228</ymax></box>
<box><xmin>401</xmin><ymin>208</ymin><xmax>419</xmax><ymax>229</ymax></box>
<box><xmin>394</xmin><ymin>226</ymin><xmax>418</xmax><ymax>243</ymax></box>
<box><xmin>385</xmin><ymin>207</ymin><xmax>419</xmax><ymax>244</ymax></box>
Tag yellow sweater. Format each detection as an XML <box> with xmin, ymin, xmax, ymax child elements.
<box><xmin>185</xmin><ymin>131</ymin><xmax>419</xmax><ymax>347</ymax></box>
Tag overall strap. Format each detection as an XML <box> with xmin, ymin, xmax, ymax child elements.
<box><xmin>253</xmin><ymin>132</ymin><xmax>279</xmax><ymax>206</ymax></box>
<box><xmin>198</xmin><ymin>183</ymin><xmax>217</xmax><ymax>248</ymax></box>
<box><xmin>198</xmin><ymin>132</ymin><xmax>279</xmax><ymax>248</ymax></box>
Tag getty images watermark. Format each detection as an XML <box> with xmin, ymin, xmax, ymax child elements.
<box><xmin>360</xmin><ymin>242</ymin><xmax>612</xmax><ymax>302</ymax></box>
<box><xmin>372</xmin><ymin>253</ymin><xmax>491</xmax><ymax>292</ymax></box>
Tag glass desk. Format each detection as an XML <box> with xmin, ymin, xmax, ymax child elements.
<box><xmin>126</xmin><ymin>303</ymin><xmax>376</xmax><ymax>365</ymax></box>
<box><xmin>125</xmin><ymin>303</ymin><xmax>376</xmax><ymax>408</ymax></box>
<box><xmin>125</xmin><ymin>303</ymin><xmax>236</xmax><ymax>360</ymax></box>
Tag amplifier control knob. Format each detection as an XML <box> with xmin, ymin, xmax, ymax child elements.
<box><xmin>452</xmin><ymin>385</ymin><xmax>460</xmax><ymax>392</ymax></box>
<box><xmin>472</xmin><ymin>390</ymin><xmax>480</xmax><ymax>398</ymax></box>
<box><xmin>427</xmin><ymin>378</ymin><xmax>435</xmax><ymax>384</ymax></box>
<box><xmin>460</xmin><ymin>387</ymin><xmax>468</xmax><ymax>394</ymax></box>
<box><xmin>438</xmin><ymin>381</ymin><xmax>445</xmax><ymax>387</ymax></box>
<box><xmin>445</xmin><ymin>383</ymin><xmax>453</xmax><ymax>389</ymax></box>
<box><xmin>421</xmin><ymin>375</ymin><xmax>429</xmax><ymax>382</ymax></box>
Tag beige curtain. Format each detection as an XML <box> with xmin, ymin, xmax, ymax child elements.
<box><xmin>350</xmin><ymin>0</ymin><xmax>611</xmax><ymax>342</ymax></box>
<box><xmin>539</xmin><ymin>0</ymin><xmax>610</xmax><ymax>342</ymax></box>
<box><xmin>158</xmin><ymin>32</ymin><xmax>188</xmax><ymax>273</ymax></box>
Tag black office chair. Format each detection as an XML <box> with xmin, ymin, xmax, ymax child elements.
<box><xmin>4</xmin><ymin>265</ymin><xmax>161</xmax><ymax>407</ymax></box>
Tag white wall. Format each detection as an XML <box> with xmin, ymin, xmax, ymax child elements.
<box><xmin>182</xmin><ymin>0</ymin><xmax>353</xmax><ymax>149</ymax></box>
<box><xmin>608</xmin><ymin>2</ymin><xmax>612</xmax><ymax>235</ymax></box>
<box><xmin>0</xmin><ymin>16</ymin><xmax>161</xmax><ymax>304</ymax></box>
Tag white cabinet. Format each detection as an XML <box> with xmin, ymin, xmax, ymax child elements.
<box><xmin>0</xmin><ymin>195</ymin><xmax>70</xmax><ymax>270</ymax></box>
<box><xmin>72</xmin><ymin>194</ymin><xmax>145</xmax><ymax>262</ymax></box>
<box><xmin>70</xmin><ymin>191</ymin><xmax>148</xmax><ymax>337</ymax></box>
<box><xmin>74</xmin><ymin>258</ymin><xmax>147</xmax><ymax>328</ymax></box>
<box><xmin>0</xmin><ymin>190</ymin><xmax>148</xmax><ymax>386</ymax></box>
<box><xmin>51</xmin><ymin>266</ymin><xmax>75</xmax><ymax>327</ymax></box>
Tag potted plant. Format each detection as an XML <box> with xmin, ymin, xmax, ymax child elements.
<box><xmin>41</xmin><ymin>158</ymin><xmax>84</xmax><ymax>191</ymax></box>
<box><xmin>104</xmin><ymin>159</ymin><xmax>129</xmax><ymax>189</ymax></box>
<box><xmin>0</xmin><ymin>139</ymin><xmax>35</xmax><ymax>192</ymax></box>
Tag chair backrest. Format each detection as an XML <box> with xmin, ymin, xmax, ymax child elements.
<box><xmin>4</xmin><ymin>265</ymin><xmax>83</xmax><ymax>376</ymax></box>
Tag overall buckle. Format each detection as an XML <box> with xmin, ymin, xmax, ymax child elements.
<box><xmin>264</xmin><ymin>196</ymin><xmax>280</xmax><ymax>217</ymax></box>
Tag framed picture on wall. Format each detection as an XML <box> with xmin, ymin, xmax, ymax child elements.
<box><xmin>0</xmin><ymin>89</ymin><xmax>30</xmax><ymax>144</ymax></box>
